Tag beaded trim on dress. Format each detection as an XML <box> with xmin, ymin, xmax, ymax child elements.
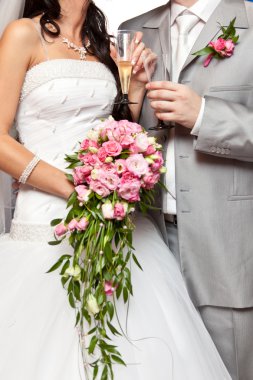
<box><xmin>10</xmin><ymin>220</ymin><xmax>54</xmax><ymax>242</ymax></box>
<box><xmin>20</xmin><ymin>60</ymin><xmax>116</xmax><ymax>102</ymax></box>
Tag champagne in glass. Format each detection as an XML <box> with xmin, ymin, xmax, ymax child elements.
<box><xmin>116</xmin><ymin>30</ymin><xmax>137</xmax><ymax>105</ymax></box>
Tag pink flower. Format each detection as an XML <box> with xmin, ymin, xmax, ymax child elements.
<box><xmin>120</xmin><ymin>134</ymin><xmax>135</xmax><ymax>148</ymax></box>
<box><xmin>100</xmin><ymin>120</ymin><xmax>120</xmax><ymax>140</ymax></box>
<box><xmin>224</xmin><ymin>39</ymin><xmax>235</xmax><ymax>56</ymax></box>
<box><xmin>76</xmin><ymin>217</ymin><xmax>89</xmax><ymax>231</ymax></box>
<box><xmin>115</xmin><ymin>159</ymin><xmax>127</xmax><ymax>174</ymax></box>
<box><xmin>75</xmin><ymin>185</ymin><xmax>91</xmax><ymax>203</ymax></box>
<box><xmin>73</xmin><ymin>166</ymin><xmax>92</xmax><ymax>185</ymax></box>
<box><xmin>118</xmin><ymin>120</ymin><xmax>142</xmax><ymax>134</ymax></box>
<box><xmin>90</xmin><ymin>180</ymin><xmax>111</xmax><ymax>198</ymax></box>
<box><xmin>80</xmin><ymin>139</ymin><xmax>98</xmax><ymax>151</ymax></box>
<box><xmin>118</xmin><ymin>172</ymin><xmax>141</xmax><ymax>202</ymax></box>
<box><xmin>101</xmin><ymin>163</ymin><xmax>117</xmax><ymax>174</ymax></box>
<box><xmin>142</xmin><ymin>171</ymin><xmax>160</xmax><ymax>190</ymax></box>
<box><xmin>114</xmin><ymin>202</ymin><xmax>127</xmax><ymax>220</ymax></box>
<box><xmin>129</xmin><ymin>143</ymin><xmax>141</xmax><ymax>154</ymax></box>
<box><xmin>55</xmin><ymin>223</ymin><xmax>68</xmax><ymax>237</ymax></box>
<box><xmin>145</xmin><ymin>145</ymin><xmax>156</xmax><ymax>156</ymax></box>
<box><xmin>135</xmin><ymin>133</ymin><xmax>149</xmax><ymax>152</ymax></box>
<box><xmin>126</xmin><ymin>154</ymin><xmax>149</xmax><ymax>177</ymax></box>
<box><xmin>68</xmin><ymin>219</ymin><xmax>78</xmax><ymax>232</ymax></box>
<box><xmin>79</xmin><ymin>153</ymin><xmax>100</xmax><ymax>166</ymax></box>
<box><xmin>97</xmin><ymin>147</ymin><xmax>108</xmax><ymax>163</ymax></box>
<box><xmin>104</xmin><ymin>281</ymin><xmax>117</xmax><ymax>296</ymax></box>
<box><xmin>99</xmin><ymin>171</ymin><xmax>120</xmax><ymax>191</ymax></box>
<box><xmin>151</xmin><ymin>152</ymin><xmax>164</xmax><ymax>172</ymax></box>
<box><xmin>209</xmin><ymin>38</ymin><xmax>226</xmax><ymax>53</ymax></box>
<box><xmin>102</xmin><ymin>202</ymin><xmax>114</xmax><ymax>219</ymax></box>
<box><xmin>102</xmin><ymin>141</ymin><xmax>122</xmax><ymax>157</ymax></box>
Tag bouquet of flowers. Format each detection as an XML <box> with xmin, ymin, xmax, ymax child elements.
<box><xmin>48</xmin><ymin>117</ymin><xmax>166</xmax><ymax>380</ymax></box>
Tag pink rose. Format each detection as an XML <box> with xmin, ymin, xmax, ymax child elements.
<box><xmin>114</xmin><ymin>202</ymin><xmax>127</xmax><ymax>220</ymax></box>
<box><xmin>209</xmin><ymin>38</ymin><xmax>226</xmax><ymax>53</ymax></box>
<box><xmin>68</xmin><ymin>219</ymin><xmax>78</xmax><ymax>232</ymax></box>
<box><xmin>79</xmin><ymin>153</ymin><xmax>100</xmax><ymax>166</ymax></box>
<box><xmin>90</xmin><ymin>180</ymin><xmax>111</xmax><ymax>197</ymax></box>
<box><xmin>80</xmin><ymin>139</ymin><xmax>98</xmax><ymax>151</ymax></box>
<box><xmin>75</xmin><ymin>185</ymin><xmax>91</xmax><ymax>203</ymax></box>
<box><xmin>55</xmin><ymin>223</ymin><xmax>68</xmax><ymax>237</ymax></box>
<box><xmin>126</xmin><ymin>154</ymin><xmax>149</xmax><ymax>177</ymax></box>
<box><xmin>97</xmin><ymin>147</ymin><xmax>108</xmax><ymax>163</ymax></box>
<box><xmin>224</xmin><ymin>39</ymin><xmax>235</xmax><ymax>56</ymax></box>
<box><xmin>118</xmin><ymin>120</ymin><xmax>142</xmax><ymax>134</ymax></box>
<box><xmin>99</xmin><ymin>171</ymin><xmax>120</xmax><ymax>191</ymax></box>
<box><xmin>101</xmin><ymin>163</ymin><xmax>117</xmax><ymax>174</ymax></box>
<box><xmin>104</xmin><ymin>281</ymin><xmax>117</xmax><ymax>296</ymax></box>
<box><xmin>102</xmin><ymin>141</ymin><xmax>122</xmax><ymax>157</ymax></box>
<box><xmin>115</xmin><ymin>159</ymin><xmax>127</xmax><ymax>174</ymax></box>
<box><xmin>118</xmin><ymin>172</ymin><xmax>141</xmax><ymax>202</ymax></box>
<box><xmin>120</xmin><ymin>134</ymin><xmax>135</xmax><ymax>148</ymax></box>
<box><xmin>76</xmin><ymin>217</ymin><xmax>89</xmax><ymax>231</ymax></box>
<box><xmin>129</xmin><ymin>143</ymin><xmax>141</xmax><ymax>154</ymax></box>
<box><xmin>73</xmin><ymin>166</ymin><xmax>92</xmax><ymax>185</ymax></box>
<box><xmin>102</xmin><ymin>202</ymin><xmax>114</xmax><ymax>219</ymax></box>
<box><xmin>135</xmin><ymin>133</ymin><xmax>149</xmax><ymax>152</ymax></box>
<box><xmin>100</xmin><ymin>120</ymin><xmax>120</xmax><ymax>140</ymax></box>
<box><xmin>142</xmin><ymin>171</ymin><xmax>160</xmax><ymax>190</ymax></box>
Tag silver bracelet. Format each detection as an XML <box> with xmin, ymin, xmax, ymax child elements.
<box><xmin>18</xmin><ymin>155</ymin><xmax>41</xmax><ymax>184</ymax></box>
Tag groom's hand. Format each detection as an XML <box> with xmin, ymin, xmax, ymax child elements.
<box><xmin>146</xmin><ymin>81</ymin><xmax>202</xmax><ymax>129</ymax></box>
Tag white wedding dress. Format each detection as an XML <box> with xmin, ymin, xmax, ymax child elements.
<box><xmin>0</xmin><ymin>58</ymin><xmax>231</xmax><ymax>380</ymax></box>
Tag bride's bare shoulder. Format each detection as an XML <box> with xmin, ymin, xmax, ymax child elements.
<box><xmin>0</xmin><ymin>18</ymin><xmax>40</xmax><ymax>46</ymax></box>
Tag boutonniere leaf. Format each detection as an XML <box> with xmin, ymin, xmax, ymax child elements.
<box><xmin>193</xmin><ymin>17</ymin><xmax>240</xmax><ymax>67</ymax></box>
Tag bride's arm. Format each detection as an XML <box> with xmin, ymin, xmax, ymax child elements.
<box><xmin>0</xmin><ymin>20</ymin><xmax>74</xmax><ymax>199</ymax></box>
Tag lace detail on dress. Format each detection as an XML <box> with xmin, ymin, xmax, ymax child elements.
<box><xmin>10</xmin><ymin>220</ymin><xmax>54</xmax><ymax>242</ymax></box>
<box><xmin>20</xmin><ymin>60</ymin><xmax>116</xmax><ymax>102</ymax></box>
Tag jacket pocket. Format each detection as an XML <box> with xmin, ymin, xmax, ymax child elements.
<box><xmin>228</xmin><ymin>161</ymin><xmax>253</xmax><ymax>201</ymax></box>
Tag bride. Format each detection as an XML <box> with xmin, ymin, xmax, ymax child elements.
<box><xmin>0</xmin><ymin>0</ymin><xmax>231</xmax><ymax>379</ymax></box>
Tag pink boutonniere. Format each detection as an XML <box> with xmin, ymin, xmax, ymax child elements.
<box><xmin>193</xmin><ymin>18</ymin><xmax>239</xmax><ymax>67</ymax></box>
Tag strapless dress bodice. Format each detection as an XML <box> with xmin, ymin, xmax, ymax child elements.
<box><xmin>11</xmin><ymin>59</ymin><xmax>117</xmax><ymax>239</ymax></box>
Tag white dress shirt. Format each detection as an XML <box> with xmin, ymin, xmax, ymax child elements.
<box><xmin>163</xmin><ymin>0</ymin><xmax>222</xmax><ymax>215</ymax></box>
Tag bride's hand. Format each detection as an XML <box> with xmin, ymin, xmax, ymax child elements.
<box><xmin>110</xmin><ymin>32</ymin><xmax>156</xmax><ymax>86</ymax></box>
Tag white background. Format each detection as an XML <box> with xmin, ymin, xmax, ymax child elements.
<box><xmin>95</xmin><ymin>0</ymin><xmax>167</xmax><ymax>35</ymax></box>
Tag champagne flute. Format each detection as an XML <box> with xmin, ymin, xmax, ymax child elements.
<box><xmin>144</xmin><ymin>53</ymin><xmax>173</xmax><ymax>130</ymax></box>
<box><xmin>115</xmin><ymin>30</ymin><xmax>138</xmax><ymax>105</ymax></box>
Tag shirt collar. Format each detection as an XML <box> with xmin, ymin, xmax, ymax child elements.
<box><xmin>171</xmin><ymin>0</ymin><xmax>223</xmax><ymax>25</ymax></box>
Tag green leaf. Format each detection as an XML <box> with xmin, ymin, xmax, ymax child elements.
<box><xmin>111</xmin><ymin>355</ymin><xmax>126</xmax><ymax>366</ymax></box>
<box><xmin>107</xmin><ymin>301</ymin><xmax>114</xmax><ymax>321</ymax></box>
<box><xmin>116</xmin><ymin>282</ymin><xmax>123</xmax><ymax>299</ymax></box>
<box><xmin>60</xmin><ymin>260</ymin><xmax>70</xmax><ymax>275</ymax></box>
<box><xmin>132</xmin><ymin>254</ymin><xmax>143</xmax><ymax>271</ymax></box>
<box><xmin>88</xmin><ymin>336</ymin><xmax>98</xmax><ymax>355</ymax></box>
<box><xmin>75</xmin><ymin>311</ymin><xmax>80</xmax><ymax>326</ymax></box>
<box><xmin>123</xmin><ymin>287</ymin><xmax>128</xmax><ymax>303</ymax></box>
<box><xmin>50</xmin><ymin>218</ymin><xmax>63</xmax><ymax>227</ymax></box>
<box><xmin>61</xmin><ymin>276</ymin><xmax>69</xmax><ymax>287</ymax></box>
<box><xmin>46</xmin><ymin>260</ymin><xmax>63</xmax><ymax>273</ymax></box>
<box><xmin>107</xmin><ymin>321</ymin><xmax>122</xmax><ymax>336</ymax></box>
<box><xmin>67</xmin><ymin>191</ymin><xmax>77</xmax><ymax>208</ymax></box>
<box><xmin>73</xmin><ymin>281</ymin><xmax>81</xmax><ymax>301</ymax></box>
<box><xmin>101</xmin><ymin>366</ymin><xmax>108</xmax><ymax>380</ymax></box>
<box><xmin>93</xmin><ymin>365</ymin><xmax>99</xmax><ymax>380</ymax></box>
<box><xmin>66</xmin><ymin>173</ymin><xmax>74</xmax><ymax>183</ymax></box>
<box><xmin>192</xmin><ymin>46</ymin><xmax>213</xmax><ymax>56</ymax></box>
<box><xmin>68</xmin><ymin>292</ymin><xmax>75</xmax><ymax>308</ymax></box>
<box><xmin>82</xmin><ymin>308</ymin><xmax>92</xmax><ymax>325</ymax></box>
<box><xmin>48</xmin><ymin>240</ymin><xmax>62</xmax><ymax>246</ymax></box>
<box><xmin>88</xmin><ymin>327</ymin><xmax>97</xmax><ymax>335</ymax></box>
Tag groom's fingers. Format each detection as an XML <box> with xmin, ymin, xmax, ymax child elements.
<box><xmin>149</xmin><ymin>100</ymin><xmax>175</xmax><ymax>112</ymax></box>
<box><xmin>147</xmin><ymin>89</ymin><xmax>177</xmax><ymax>101</ymax></box>
<box><xmin>146</xmin><ymin>81</ymin><xmax>179</xmax><ymax>91</ymax></box>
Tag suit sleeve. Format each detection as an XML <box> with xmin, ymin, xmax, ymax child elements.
<box><xmin>194</xmin><ymin>95</ymin><xmax>253</xmax><ymax>162</ymax></box>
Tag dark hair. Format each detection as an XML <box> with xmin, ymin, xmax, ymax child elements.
<box><xmin>23</xmin><ymin>0</ymin><xmax>132</xmax><ymax>121</ymax></box>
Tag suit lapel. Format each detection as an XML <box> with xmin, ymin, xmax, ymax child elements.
<box><xmin>143</xmin><ymin>1</ymin><xmax>172</xmax><ymax>79</ymax></box>
<box><xmin>182</xmin><ymin>0</ymin><xmax>249</xmax><ymax>72</ymax></box>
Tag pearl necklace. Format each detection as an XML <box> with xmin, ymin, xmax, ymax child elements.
<box><xmin>61</xmin><ymin>36</ymin><xmax>91</xmax><ymax>60</ymax></box>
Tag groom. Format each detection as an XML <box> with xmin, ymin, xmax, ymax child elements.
<box><xmin>121</xmin><ymin>0</ymin><xmax>253</xmax><ymax>379</ymax></box>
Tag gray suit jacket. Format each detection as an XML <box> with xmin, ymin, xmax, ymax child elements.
<box><xmin>121</xmin><ymin>0</ymin><xmax>253</xmax><ymax>308</ymax></box>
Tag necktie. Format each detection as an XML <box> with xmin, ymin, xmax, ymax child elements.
<box><xmin>173</xmin><ymin>13</ymin><xmax>200</xmax><ymax>81</ymax></box>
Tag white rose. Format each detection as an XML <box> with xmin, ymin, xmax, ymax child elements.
<box><xmin>86</xmin><ymin>129</ymin><xmax>99</xmax><ymax>141</ymax></box>
<box><xmin>147</xmin><ymin>136</ymin><xmax>156</xmax><ymax>145</ymax></box>
<box><xmin>65</xmin><ymin>265</ymin><xmax>81</xmax><ymax>280</ymax></box>
<box><xmin>102</xmin><ymin>202</ymin><xmax>114</xmax><ymax>219</ymax></box>
<box><xmin>160</xmin><ymin>166</ymin><xmax>167</xmax><ymax>174</ymax></box>
<box><xmin>87</xmin><ymin>294</ymin><xmax>100</xmax><ymax>315</ymax></box>
<box><xmin>135</xmin><ymin>133</ymin><xmax>149</xmax><ymax>152</ymax></box>
<box><xmin>89</xmin><ymin>146</ymin><xmax>98</xmax><ymax>154</ymax></box>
